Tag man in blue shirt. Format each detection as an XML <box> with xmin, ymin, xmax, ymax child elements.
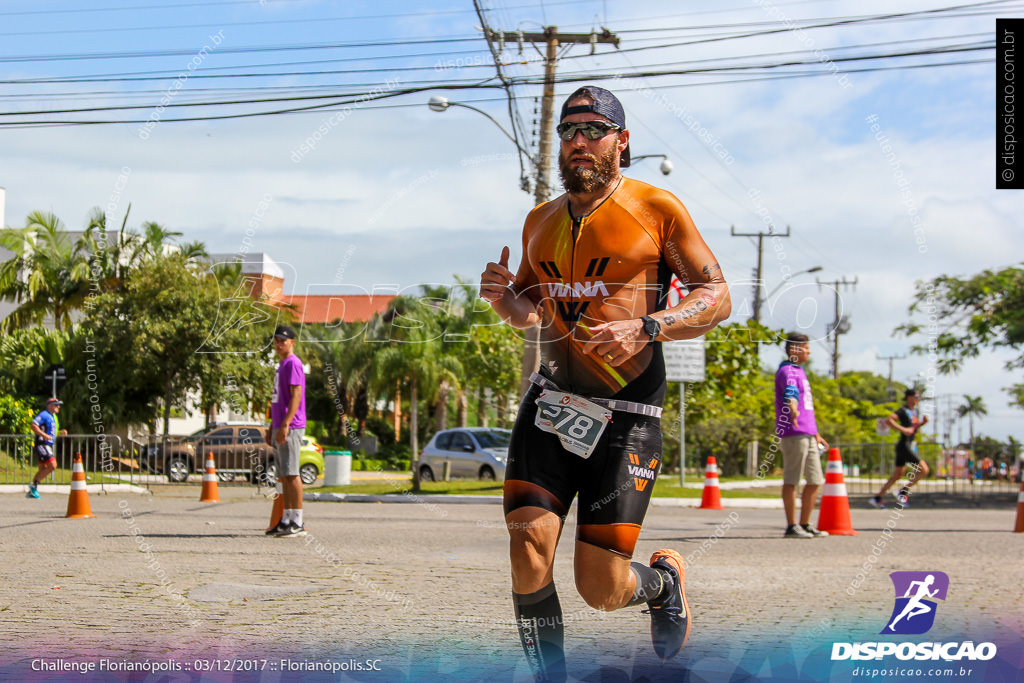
<box><xmin>28</xmin><ymin>398</ymin><xmax>65</xmax><ymax>499</ymax></box>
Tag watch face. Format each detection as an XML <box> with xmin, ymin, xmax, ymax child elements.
<box><xmin>643</xmin><ymin>316</ymin><xmax>659</xmax><ymax>339</ymax></box>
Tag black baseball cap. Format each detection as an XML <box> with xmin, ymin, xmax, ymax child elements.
<box><xmin>560</xmin><ymin>85</ymin><xmax>630</xmax><ymax>167</ymax></box>
<box><xmin>273</xmin><ymin>325</ymin><xmax>296</xmax><ymax>340</ymax></box>
<box><xmin>904</xmin><ymin>388</ymin><xmax>919</xmax><ymax>398</ymax></box>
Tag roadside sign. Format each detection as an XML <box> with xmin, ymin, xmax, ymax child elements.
<box><xmin>663</xmin><ymin>339</ymin><xmax>705</xmax><ymax>383</ymax></box>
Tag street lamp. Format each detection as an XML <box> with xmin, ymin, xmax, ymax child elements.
<box><xmin>428</xmin><ymin>96</ymin><xmax>537</xmax><ymax>196</ymax></box>
<box><xmin>764</xmin><ymin>265</ymin><xmax>823</xmax><ymax>300</ymax></box>
<box><xmin>631</xmin><ymin>153</ymin><xmax>674</xmax><ymax>176</ymax></box>
<box><xmin>428</xmin><ymin>96</ymin><xmax>530</xmax><ymax>155</ymax></box>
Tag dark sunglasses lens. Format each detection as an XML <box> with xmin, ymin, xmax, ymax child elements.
<box><xmin>557</xmin><ymin>122</ymin><xmax>617</xmax><ymax>141</ymax></box>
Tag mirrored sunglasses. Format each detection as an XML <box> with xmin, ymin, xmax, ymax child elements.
<box><xmin>556</xmin><ymin>120</ymin><xmax>621</xmax><ymax>141</ymax></box>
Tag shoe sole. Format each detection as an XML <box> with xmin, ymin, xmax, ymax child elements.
<box><xmin>649</xmin><ymin>549</ymin><xmax>690</xmax><ymax>659</ymax></box>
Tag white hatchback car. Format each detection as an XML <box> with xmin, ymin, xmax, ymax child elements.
<box><xmin>418</xmin><ymin>427</ymin><xmax>511</xmax><ymax>481</ymax></box>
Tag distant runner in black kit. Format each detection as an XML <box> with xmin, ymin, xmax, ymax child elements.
<box><xmin>871</xmin><ymin>388</ymin><xmax>930</xmax><ymax>509</ymax></box>
<box><xmin>479</xmin><ymin>86</ymin><xmax>730</xmax><ymax>681</ymax></box>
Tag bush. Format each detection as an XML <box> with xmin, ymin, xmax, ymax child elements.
<box><xmin>0</xmin><ymin>395</ymin><xmax>33</xmax><ymax>435</ymax></box>
<box><xmin>364</xmin><ymin>415</ymin><xmax>396</xmax><ymax>446</ymax></box>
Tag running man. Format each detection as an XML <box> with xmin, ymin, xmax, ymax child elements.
<box><xmin>871</xmin><ymin>388</ymin><xmax>930</xmax><ymax>509</ymax></box>
<box><xmin>27</xmin><ymin>398</ymin><xmax>65</xmax><ymax>499</ymax></box>
<box><xmin>886</xmin><ymin>574</ymin><xmax>938</xmax><ymax>631</ymax></box>
<box><xmin>480</xmin><ymin>85</ymin><xmax>730</xmax><ymax>680</ymax></box>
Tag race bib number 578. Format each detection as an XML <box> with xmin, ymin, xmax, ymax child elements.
<box><xmin>534</xmin><ymin>391</ymin><xmax>612</xmax><ymax>459</ymax></box>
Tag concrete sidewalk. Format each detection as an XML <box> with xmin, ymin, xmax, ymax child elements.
<box><xmin>0</xmin><ymin>490</ymin><xmax>1020</xmax><ymax>682</ymax></box>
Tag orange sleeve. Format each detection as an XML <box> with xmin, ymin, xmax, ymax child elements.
<box><xmin>653</xmin><ymin>191</ymin><xmax>719</xmax><ymax>288</ymax></box>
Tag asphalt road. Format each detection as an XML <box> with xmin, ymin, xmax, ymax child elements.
<box><xmin>0</xmin><ymin>487</ymin><xmax>1021</xmax><ymax>682</ymax></box>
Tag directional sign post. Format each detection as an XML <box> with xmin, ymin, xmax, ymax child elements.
<box><xmin>43</xmin><ymin>363</ymin><xmax>67</xmax><ymax>398</ymax></box>
<box><xmin>662</xmin><ymin>340</ymin><xmax>706</xmax><ymax>486</ymax></box>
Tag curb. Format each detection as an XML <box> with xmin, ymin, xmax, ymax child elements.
<box><xmin>0</xmin><ymin>484</ymin><xmax>151</xmax><ymax>495</ymax></box>
<box><xmin>304</xmin><ymin>491</ymin><xmax>784</xmax><ymax>508</ymax></box>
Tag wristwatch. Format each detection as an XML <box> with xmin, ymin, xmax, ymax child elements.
<box><xmin>640</xmin><ymin>315</ymin><xmax>661</xmax><ymax>343</ymax></box>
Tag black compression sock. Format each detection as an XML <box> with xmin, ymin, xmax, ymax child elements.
<box><xmin>626</xmin><ymin>561</ymin><xmax>669</xmax><ymax>606</ymax></box>
<box><xmin>512</xmin><ymin>582</ymin><xmax>567</xmax><ymax>683</ymax></box>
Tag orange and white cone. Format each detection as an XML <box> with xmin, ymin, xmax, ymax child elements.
<box><xmin>1014</xmin><ymin>479</ymin><xmax>1024</xmax><ymax>533</ymax></box>
<box><xmin>65</xmin><ymin>453</ymin><xmax>95</xmax><ymax>519</ymax></box>
<box><xmin>266</xmin><ymin>482</ymin><xmax>284</xmax><ymax>532</ymax></box>
<box><xmin>817</xmin><ymin>448</ymin><xmax>858</xmax><ymax>535</ymax></box>
<box><xmin>199</xmin><ymin>453</ymin><xmax>220</xmax><ymax>503</ymax></box>
<box><xmin>699</xmin><ymin>455</ymin><xmax>725</xmax><ymax>510</ymax></box>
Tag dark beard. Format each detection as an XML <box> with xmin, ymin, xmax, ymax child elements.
<box><xmin>558</xmin><ymin>144</ymin><xmax>619</xmax><ymax>194</ymax></box>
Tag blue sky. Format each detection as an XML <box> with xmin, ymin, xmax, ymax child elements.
<box><xmin>1</xmin><ymin>0</ymin><xmax>1022</xmax><ymax>442</ymax></box>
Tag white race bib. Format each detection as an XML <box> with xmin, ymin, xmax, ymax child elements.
<box><xmin>534</xmin><ymin>391</ymin><xmax>612</xmax><ymax>459</ymax></box>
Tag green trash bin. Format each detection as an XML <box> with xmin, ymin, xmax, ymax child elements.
<box><xmin>324</xmin><ymin>450</ymin><xmax>352</xmax><ymax>486</ymax></box>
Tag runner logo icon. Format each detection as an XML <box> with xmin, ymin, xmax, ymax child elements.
<box><xmin>882</xmin><ymin>571</ymin><xmax>949</xmax><ymax>635</ymax></box>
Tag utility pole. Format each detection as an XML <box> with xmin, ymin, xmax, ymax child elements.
<box><xmin>482</xmin><ymin>25</ymin><xmax>620</xmax><ymax>393</ymax></box>
<box><xmin>817</xmin><ymin>276</ymin><xmax>858</xmax><ymax>379</ymax></box>
<box><xmin>877</xmin><ymin>352</ymin><xmax>906</xmax><ymax>400</ymax></box>
<box><xmin>484</xmin><ymin>27</ymin><xmax>620</xmax><ymax>205</ymax></box>
<box><xmin>730</xmin><ymin>225</ymin><xmax>790</xmax><ymax>324</ymax></box>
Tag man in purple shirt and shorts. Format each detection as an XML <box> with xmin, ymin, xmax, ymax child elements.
<box><xmin>774</xmin><ymin>332</ymin><xmax>830</xmax><ymax>538</ymax></box>
<box><xmin>266</xmin><ymin>324</ymin><xmax>307</xmax><ymax>537</ymax></box>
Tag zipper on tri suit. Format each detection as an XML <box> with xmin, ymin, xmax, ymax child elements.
<box><xmin>568</xmin><ymin>213</ymin><xmax>583</xmax><ymax>393</ymax></box>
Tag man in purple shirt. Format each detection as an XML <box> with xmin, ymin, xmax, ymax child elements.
<box><xmin>774</xmin><ymin>333</ymin><xmax>829</xmax><ymax>538</ymax></box>
<box><xmin>266</xmin><ymin>324</ymin><xmax>307</xmax><ymax>537</ymax></box>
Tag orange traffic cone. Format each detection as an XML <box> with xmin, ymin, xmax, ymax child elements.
<box><xmin>699</xmin><ymin>455</ymin><xmax>725</xmax><ymax>510</ymax></box>
<box><xmin>65</xmin><ymin>453</ymin><xmax>95</xmax><ymax>519</ymax></box>
<box><xmin>199</xmin><ymin>453</ymin><xmax>220</xmax><ymax>503</ymax></box>
<box><xmin>817</xmin><ymin>448</ymin><xmax>858</xmax><ymax>535</ymax></box>
<box><xmin>1014</xmin><ymin>479</ymin><xmax>1024</xmax><ymax>533</ymax></box>
<box><xmin>266</xmin><ymin>482</ymin><xmax>283</xmax><ymax>532</ymax></box>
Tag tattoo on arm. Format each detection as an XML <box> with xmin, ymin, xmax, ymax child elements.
<box><xmin>702</xmin><ymin>263</ymin><xmax>722</xmax><ymax>278</ymax></box>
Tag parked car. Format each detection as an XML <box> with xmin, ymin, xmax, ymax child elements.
<box><xmin>144</xmin><ymin>424</ymin><xmax>323</xmax><ymax>485</ymax></box>
<box><xmin>418</xmin><ymin>427</ymin><xmax>510</xmax><ymax>482</ymax></box>
<box><xmin>262</xmin><ymin>435</ymin><xmax>324</xmax><ymax>486</ymax></box>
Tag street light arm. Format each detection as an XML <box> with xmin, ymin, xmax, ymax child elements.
<box><xmin>765</xmin><ymin>266</ymin><xmax>823</xmax><ymax>299</ymax></box>
<box><xmin>631</xmin><ymin>153</ymin><xmax>673</xmax><ymax>175</ymax></box>
<box><xmin>428</xmin><ymin>96</ymin><xmax>532</xmax><ymax>157</ymax></box>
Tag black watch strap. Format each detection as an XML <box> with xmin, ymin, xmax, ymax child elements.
<box><xmin>641</xmin><ymin>315</ymin><xmax>661</xmax><ymax>343</ymax></box>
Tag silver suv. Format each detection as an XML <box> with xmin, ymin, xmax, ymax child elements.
<box><xmin>419</xmin><ymin>428</ymin><xmax>511</xmax><ymax>481</ymax></box>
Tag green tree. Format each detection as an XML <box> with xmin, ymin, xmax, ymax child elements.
<box><xmin>373</xmin><ymin>295</ymin><xmax>462</xmax><ymax>490</ymax></box>
<box><xmin>436</xmin><ymin>280</ymin><xmax>522</xmax><ymax>429</ymax></box>
<box><xmin>0</xmin><ymin>327</ymin><xmax>71</xmax><ymax>402</ymax></box>
<box><xmin>838</xmin><ymin>370</ymin><xmax>906</xmax><ymax>405</ymax></box>
<box><xmin>676</xmin><ymin>322</ymin><xmax>780</xmax><ymax>475</ymax></box>
<box><xmin>898</xmin><ymin>265</ymin><xmax>1024</xmax><ymax>407</ymax></box>
<box><xmin>73</xmin><ymin>254</ymin><xmax>274</xmax><ymax>432</ymax></box>
<box><xmin>0</xmin><ymin>211</ymin><xmax>91</xmax><ymax>332</ymax></box>
<box><xmin>304</xmin><ymin>320</ymin><xmax>379</xmax><ymax>443</ymax></box>
<box><xmin>0</xmin><ymin>394</ymin><xmax>33</xmax><ymax>435</ymax></box>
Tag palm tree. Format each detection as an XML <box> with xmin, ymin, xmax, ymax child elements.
<box><xmin>374</xmin><ymin>296</ymin><xmax>462</xmax><ymax>491</ymax></box>
<box><xmin>0</xmin><ymin>211</ymin><xmax>91</xmax><ymax>332</ymax></box>
<box><xmin>305</xmin><ymin>321</ymin><xmax>379</xmax><ymax>440</ymax></box>
<box><xmin>957</xmin><ymin>395</ymin><xmax>988</xmax><ymax>452</ymax></box>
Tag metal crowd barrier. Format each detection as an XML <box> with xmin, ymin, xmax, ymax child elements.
<box><xmin>0</xmin><ymin>433</ymin><xmax>140</xmax><ymax>490</ymax></box>
<box><xmin>832</xmin><ymin>442</ymin><xmax>1021</xmax><ymax>502</ymax></box>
